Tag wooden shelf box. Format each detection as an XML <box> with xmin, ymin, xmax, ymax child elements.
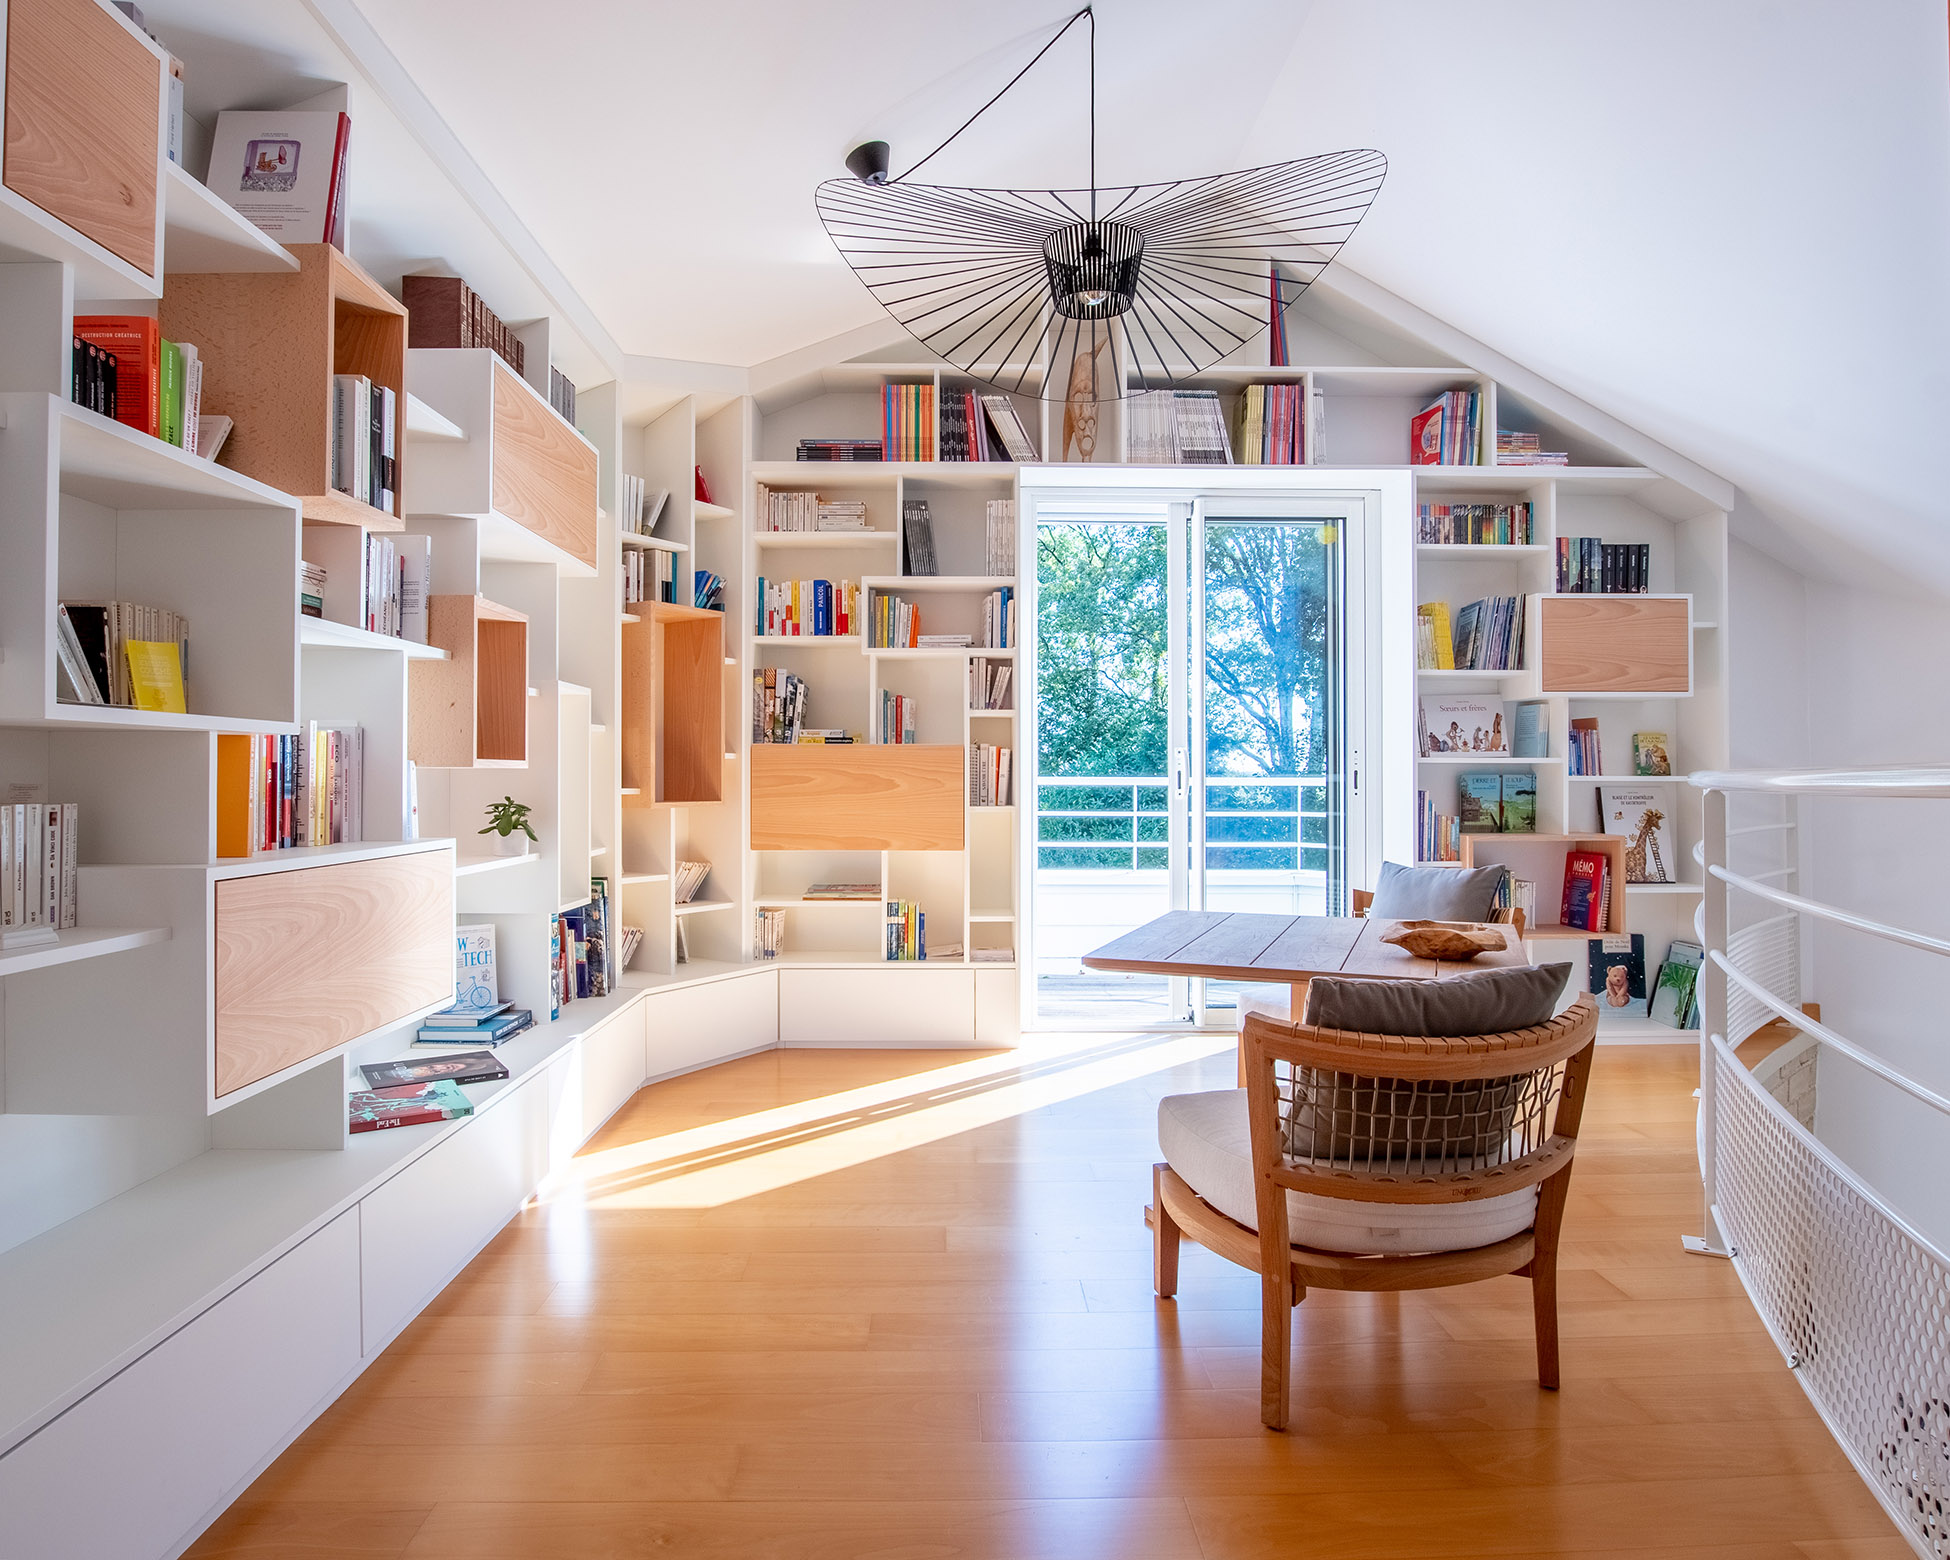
<box><xmin>1533</xmin><ymin>593</ymin><xmax>1691</xmax><ymax>695</ymax></box>
<box><xmin>1460</xmin><ymin>832</ymin><xmax>1629</xmax><ymax>940</ymax></box>
<box><xmin>409</xmin><ymin>594</ymin><xmax>529</xmax><ymax>767</ymax></box>
<box><xmin>403</xmin><ymin>348</ymin><xmax>599</xmax><ymax>573</ymax></box>
<box><xmin>159</xmin><ymin>244</ymin><xmax>408</xmax><ymax>530</ymax></box>
<box><xmin>751</xmin><ymin>744</ymin><xmax>965</xmax><ymax>852</ymax></box>
<box><xmin>621</xmin><ymin>602</ymin><xmax>724</xmax><ymax>806</ymax></box>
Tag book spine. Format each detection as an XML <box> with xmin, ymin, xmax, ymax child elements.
<box><xmin>59</xmin><ymin>801</ymin><xmax>77</xmax><ymax>929</ymax></box>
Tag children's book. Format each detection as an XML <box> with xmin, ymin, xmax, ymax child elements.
<box><xmin>348</xmin><ymin>1079</ymin><xmax>474</xmax><ymax>1133</ymax></box>
<box><xmin>1589</xmin><ymin>934</ymin><xmax>1649</xmax><ymax>1018</ymax></box>
<box><xmin>1599</xmin><ymin>786</ymin><xmax>1676</xmax><ymax>884</ymax></box>
<box><xmin>1512</xmin><ymin>701</ymin><xmax>1549</xmax><ymax>758</ymax></box>
<box><xmin>208</xmin><ymin>109</ymin><xmax>350</xmax><ymax>243</ymax></box>
<box><xmin>1457</xmin><ymin>772</ymin><xmax>1504</xmax><ymax>832</ymax></box>
<box><xmin>1649</xmin><ymin>941</ymin><xmax>1704</xmax><ymax>1028</ymax></box>
<box><xmin>453</xmin><ymin>923</ymin><xmax>498</xmax><ymax>1013</ymax></box>
<box><xmin>1633</xmin><ymin>732</ymin><xmax>1673</xmax><ymax>776</ymax></box>
<box><xmin>1419</xmin><ymin>694</ymin><xmax>1506</xmax><ymax>756</ymax></box>
<box><xmin>361</xmin><ymin>1049</ymin><xmax>509</xmax><ymax>1090</ymax></box>
<box><xmin>1561</xmin><ymin>850</ymin><xmax>1609</xmax><ymax>932</ymax></box>
<box><xmin>1501</xmin><ymin>769</ymin><xmax>1537</xmax><ymax>833</ymax></box>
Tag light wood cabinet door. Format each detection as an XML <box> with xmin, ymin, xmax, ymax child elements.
<box><xmin>1537</xmin><ymin>595</ymin><xmax>1691</xmax><ymax>694</ymax></box>
<box><xmin>3</xmin><ymin>0</ymin><xmax>161</xmax><ymax>275</ymax></box>
<box><xmin>491</xmin><ymin>360</ymin><xmax>597</xmax><ymax>568</ymax></box>
<box><xmin>750</xmin><ymin>744</ymin><xmax>965</xmax><ymax>851</ymax></box>
<box><xmin>213</xmin><ymin>851</ymin><xmax>454</xmax><ymax>1097</ymax></box>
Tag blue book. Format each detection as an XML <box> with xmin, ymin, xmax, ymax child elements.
<box><xmin>1512</xmin><ymin>701</ymin><xmax>1549</xmax><ymax>758</ymax></box>
<box><xmin>415</xmin><ymin>1009</ymin><xmax>534</xmax><ymax>1047</ymax></box>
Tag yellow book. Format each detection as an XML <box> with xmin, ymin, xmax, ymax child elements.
<box><xmin>125</xmin><ymin>640</ymin><xmax>187</xmax><ymax>713</ymax></box>
<box><xmin>1417</xmin><ymin>602</ymin><xmax>1455</xmax><ymax>670</ymax></box>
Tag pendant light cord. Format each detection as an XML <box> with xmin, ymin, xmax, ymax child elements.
<box><xmin>892</xmin><ymin>6</ymin><xmax>1095</xmax><ymax>188</ymax></box>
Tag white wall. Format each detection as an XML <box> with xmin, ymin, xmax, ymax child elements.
<box><xmin>0</xmin><ymin>1111</ymin><xmax>208</xmax><ymax>1255</ymax></box>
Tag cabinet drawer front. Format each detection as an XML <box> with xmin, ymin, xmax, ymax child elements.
<box><xmin>4</xmin><ymin>0</ymin><xmax>161</xmax><ymax>275</ymax></box>
<box><xmin>215</xmin><ymin>852</ymin><xmax>454</xmax><ymax>1097</ymax></box>
<box><xmin>491</xmin><ymin>360</ymin><xmax>597</xmax><ymax>568</ymax></box>
<box><xmin>751</xmin><ymin>744</ymin><xmax>965</xmax><ymax>851</ymax></box>
<box><xmin>1538</xmin><ymin>595</ymin><xmax>1691</xmax><ymax>694</ymax></box>
<box><xmin>780</xmin><ymin>967</ymin><xmax>974</xmax><ymax>1046</ymax></box>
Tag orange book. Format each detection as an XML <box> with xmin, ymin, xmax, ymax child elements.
<box><xmin>73</xmin><ymin>316</ymin><xmax>161</xmax><ymax>437</ymax></box>
<box><xmin>215</xmin><ymin>733</ymin><xmax>259</xmax><ymax>858</ymax></box>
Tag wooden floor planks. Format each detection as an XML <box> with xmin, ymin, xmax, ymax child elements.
<box><xmin>186</xmin><ymin>1040</ymin><xmax>1901</xmax><ymax>1559</ymax></box>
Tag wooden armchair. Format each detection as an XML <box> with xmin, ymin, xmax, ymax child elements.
<box><xmin>1153</xmin><ymin>992</ymin><xmax>1598</xmax><ymax>1429</ymax></box>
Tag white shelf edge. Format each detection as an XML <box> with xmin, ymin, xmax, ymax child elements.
<box><xmin>160</xmin><ymin>162</ymin><xmax>298</xmax><ymax>275</ymax></box>
<box><xmin>0</xmin><ymin>926</ymin><xmax>171</xmax><ymax>978</ymax></box>
<box><xmin>403</xmin><ymin>393</ymin><xmax>467</xmax><ymax>444</ymax></box>
<box><xmin>620</xmin><ymin>534</ymin><xmax>688</xmax><ymax>553</ymax></box>
<box><xmin>300</xmin><ymin>618</ymin><xmax>448</xmax><ymax>659</ymax></box>
<box><xmin>672</xmin><ymin>898</ymin><xmax>737</xmax><ymax>917</ymax></box>
<box><xmin>454</xmin><ymin>852</ymin><xmax>534</xmax><ymax>878</ymax></box>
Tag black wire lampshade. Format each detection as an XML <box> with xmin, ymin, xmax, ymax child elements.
<box><xmin>815</xmin><ymin>6</ymin><xmax>1385</xmax><ymax>405</ymax></box>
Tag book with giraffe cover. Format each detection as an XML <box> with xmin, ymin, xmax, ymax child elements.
<box><xmin>1598</xmin><ymin>787</ymin><xmax>1674</xmax><ymax>884</ymax></box>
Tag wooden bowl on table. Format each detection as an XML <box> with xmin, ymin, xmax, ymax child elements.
<box><xmin>1378</xmin><ymin>920</ymin><xmax>1507</xmax><ymax>961</ymax></box>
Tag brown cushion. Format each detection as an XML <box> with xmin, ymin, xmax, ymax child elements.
<box><xmin>1287</xmin><ymin>963</ymin><xmax>1572</xmax><ymax>1163</ymax></box>
<box><xmin>1367</xmin><ymin>861</ymin><xmax>1506</xmax><ymax>921</ymax></box>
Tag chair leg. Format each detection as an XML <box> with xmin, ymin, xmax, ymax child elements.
<box><xmin>1532</xmin><ymin>1248</ymin><xmax>1561</xmax><ymax>1391</ymax></box>
<box><xmin>1260</xmin><ymin>1265</ymin><xmax>1293</xmax><ymax>1431</ymax></box>
<box><xmin>1151</xmin><ymin>1164</ymin><xmax>1180</xmax><ymax>1299</ymax></box>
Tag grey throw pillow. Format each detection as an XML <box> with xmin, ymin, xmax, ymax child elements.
<box><xmin>1285</xmin><ymin>963</ymin><xmax>1573</xmax><ymax>1164</ymax></box>
<box><xmin>1368</xmin><ymin>860</ymin><xmax>1506</xmax><ymax>921</ymax></box>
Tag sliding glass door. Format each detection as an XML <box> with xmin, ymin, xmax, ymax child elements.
<box><xmin>1031</xmin><ymin>495</ymin><xmax>1366</xmax><ymax>1028</ymax></box>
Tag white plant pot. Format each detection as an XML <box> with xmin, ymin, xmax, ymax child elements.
<box><xmin>491</xmin><ymin>832</ymin><xmax>530</xmax><ymax>858</ymax></box>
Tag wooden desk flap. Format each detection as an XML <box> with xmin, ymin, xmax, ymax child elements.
<box><xmin>751</xmin><ymin>744</ymin><xmax>964</xmax><ymax>852</ymax></box>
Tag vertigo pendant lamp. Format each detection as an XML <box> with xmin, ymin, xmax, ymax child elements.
<box><xmin>817</xmin><ymin>6</ymin><xmax>1385</xmax><ymax>404</ymax></box>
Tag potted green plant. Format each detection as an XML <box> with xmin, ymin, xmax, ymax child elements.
<box><xmin>481</xmin><ymin>796</ymin><xmax>538</xmax><ymax>857</ymax></box>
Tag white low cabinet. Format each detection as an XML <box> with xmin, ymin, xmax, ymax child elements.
<box><xmin>578</xmin><ymin>1004</ymin><xmax>648</xmax><ymax>1138</ymax></box>
<box><xmin>779</xmin><ymin>966</ymin><xmax>975</xmax><ymax>1046</ymax></box>
<box><xmin>359</xmin><ymin>1070</ymin><xmax>553</xmax><ymax>1354</ymax></box>
<box><xmin>644</xmin><ymin>969</ymin><xmax>777</xmax><ymax>1078</ymax></box>
<box><xmin>0</xmin><ymin>1211</ymin><xmax>360</xmax><ymax>1560</ymax></box>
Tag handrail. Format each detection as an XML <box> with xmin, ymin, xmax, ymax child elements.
<box><xmin>1690</xmin><ymin>766</ymin><xmax>1950</xmax><ymax>797</ymax></box>
<box><xmin>1706</xmin><ymin>861</ymin><xmax>1950</xmax><ymax>960</ymax></box>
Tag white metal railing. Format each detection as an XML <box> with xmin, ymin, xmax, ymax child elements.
<box><xmin>1035</xmin><ymin>773</ymin><xmax>1329</xmax><ymax>871</ymax></box>
<box><xmin>1692</xmin><ymin>767</ymin><xmax>1950</xmax><ymax>1560</ymax></box>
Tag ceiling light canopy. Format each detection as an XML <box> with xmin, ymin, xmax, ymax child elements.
<box><xmin>817</xmin><ymin>7</ymin><xmax>1385</xmax><ymax>404</ymax></box>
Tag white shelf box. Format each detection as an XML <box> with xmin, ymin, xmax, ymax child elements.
<box><xmin>0</xmin><ymin>395</ymin><xmax>301</xmax><ymax>732</ymax></box>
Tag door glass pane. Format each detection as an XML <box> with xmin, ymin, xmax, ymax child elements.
<box><xmin>1199</xmin><ymin>518</ymin><xmax>1341</xmax><ymax>1016</ymax></box>
<box><xmin>1033</xmin><ymin>519</ymin><xmax>1181</xmax><ymax>1025</ymax></box>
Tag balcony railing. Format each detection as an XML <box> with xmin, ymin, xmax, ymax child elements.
<box><xmin>1035</xmin><ymin>774</ymin><xmax>1330</xmax><ymax>872</ymax></box>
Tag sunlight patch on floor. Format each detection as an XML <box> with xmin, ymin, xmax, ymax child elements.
<box><xmin>538</xmin><ymin>1030</ymin><xmax>1234</xmax><ymax>1211</ymax></box>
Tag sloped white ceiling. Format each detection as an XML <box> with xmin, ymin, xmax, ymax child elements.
<box><xmin>349</xmin><ymin>0</ymin><xmax>1949</xmax><ymax>583</ymax></box>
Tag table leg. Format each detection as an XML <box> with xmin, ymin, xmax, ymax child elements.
<box><xmin>1236</xmin><ymin>979</ymin><xmax>1310</xmax><ymax>1088</ymax></box>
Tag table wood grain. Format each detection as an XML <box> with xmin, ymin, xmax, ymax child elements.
<box><xmin>1079</xmin><ymin>911</ymin><xmax>1525</xmax><ymax>986</ymax></box>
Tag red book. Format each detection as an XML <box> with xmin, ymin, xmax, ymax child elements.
<box><xmin>1561</xmin><ymin>849</ymin><xmax>1609</xmax><ymax>932</ymax></box>
<box><xmin>1409</xmin><ymin>401</ymin><xmax>1443</xmax><ymax>465</ymax></box>
<box><xmin>73</xmin><ymin>316</ymin><xmax>160</xmax><ymax>437</ymax></box>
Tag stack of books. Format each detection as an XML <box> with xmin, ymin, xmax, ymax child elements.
<box><xmin>673</xmin><ymin>860</ymin><xmax>711</xmax><ymax>905</ymax></box>
<box><xmin>878</xmin><ymin>690</ymin><xmax>917</xmax><ymax>744</ymax></box>
<box><xmin>885</xmin><ymin>900</ymin><xmax>927</xmax><ymax>960</ymax></box>
<box><xmin>981</xmin><ymin>587</ymin><xmax>1016</xmax><ymax>648</ymax></box>
<box><xmin>1496</xmin><ymin>430</ymin><xmax>1569</xmax><ymax>466</ymax></box>
<box><xmin>1417</xmin><ymin>503</ymin><xmax>1533</xmax><ymax>545</ymax></box>
<box><xmin>623</xmin><ymin>546</ymin><xmax>676</xmax><ymax>606</ymax></box>
<box><xmin>804</xmin><ymin>883</ymin><xmax>879</xmax><ymax>900</ymax></box>
<box><xmin>72</xmin><ymin>317</ymin><xmax>204</xmax><ymax>453</ymax></box>
<box><xmin>882</xmin><ymin>383</ymin><xmax>935</xmax><ymax>462</ymax></box>
<box><xmin>1237</xmin><ymin>383</ymin><xmax>1307</xmax><ymax>464</ymax></box>
<box><xmin>1568</xmin><ymin>717</ymin><xmax>1603</xmax><ymax>775</ymax></box>
<box><xmin>871</xmin><ymin>595</ymin><xmax>921</xmax><ymax>649</ymax></box>
<box><xmin>797</xmin><ymin>438</ymin><xmax>882</xmax><ymax>462</ymax></box>
<box><xmin>549</xmin><ymin>367</ymin><xmax>576</xmax><ymax>425</ymax></box>
<box><xmin>1556</xmin><ymin>538</ymin><xmax>1651</xmax><ymax>593</ymax></box>
<box><xmin>415</xmin><ymin>999</ymin><xmax>534</xmax><ymax>1047</ymax></box>
<box><xmin>1411</xmin><ymin>389</ymin><xmax>1484</xmax><ymax>466</ymax></box>
<box><xmin>618</xmin><ymin>475</ymin><xmax>668</xmax><ymax>535</ymax></box>
<box><xmin>1490</xmin><ymin>870</ymin><xmax>1537</xmax><ymax>925</ymax></box>
<box><xmin>55</xmin><ymin>602</ymin><xmax>188</xmax><ymax>710</ymax></box>
<box><xmin>757</xmin><ymin>578</ymin><xmax>857</xmax><ymax>636</ymax></box>
<box><xmin>300</xmin><ymin>561</ymin><xmax>327</xmax><ymax>619</ymax></box>
<box><xmin>330</xmin><ymin>375</ymin><xmax>397</xmax><ymax>514</ymax></box>
<box><xmin>918</xmin><ymin>634</ymin><xmax>972</xmax><ymax>649</ymax></box>
<box><xmin>754</xmin><ymin>908</ymin><xmax>785</xmax><ymax>958</ymax></box>
<box><xmin>1451</xmin><ymin>596</ymin><xmax>1525</xmax><ymax>670</ymax></box>
<box><xmin>1650</xmin><ymin>941</ymin><xmax>1703</xmax><ymax>1029</ymax></box>
<box><xmin>970</xmin><ymin>658</ymin><xmax>1013</xmax><ymax>710</ymax></box>
<box><xmin>694</xmin><ymin>571</ymin><xmax>724</xmax><ymax>612</ymax></box>
<box><xmin>753</xmin><ymin>669</ymin><xmax>810</xmax><ymax>743</ymax></box>
<box><xmin>402</xmin><ymin>274</ymin><xmax>525</xmax><ymax>375</ymax></box>
<box><xmin>985</xmin><ymin>499</ymin><xmax>1016</xmax><ymax>575</ymax></box>
<box><xmin>1415</xmin><ymin>790</ymin><xmax>1462</xmax><ymax>863</ymax></box>
<box><xmin>215</xmin><ymin>725</ymin><xmax>365</xmax><ymax>855</ymax></box>
<box><xmin>1127</xmin><ymin>390</ymin><xmax>1232</xmax><ymax>463</ymax></box>
<box><xmin>968</xmin><ymin>744</ymin><xmax>1013</xmax><ymax>806</ymax></box>
<box><xmin>1415</xmin><ymin>602</ymin><xmax>1455</xmax><ymax>670</ymax></box>
<box><xmin>0</xmin><ymin>802</ymin><xmax>78</xmax><ymax>941</ymax></box>
<box><xmin>348</xmin><ymin>1080</ymin><xmax>474</xmax><ymax>1134</ymax></box>
<box><xmin>972</xmin><ymin>947</ymin><xmax>1012</xmax><ymax>963</ymax></box>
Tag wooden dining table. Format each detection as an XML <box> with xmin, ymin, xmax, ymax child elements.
<box><xmin>1080</xmin><ymin>911</ymin><xmax>1529</xmax><ymax>1077</ymax></box>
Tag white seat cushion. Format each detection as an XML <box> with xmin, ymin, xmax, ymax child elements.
<box><xmin>1158</xmin><ymin>1089</ymin><xmax>1538</xmax><ymax>1256</ymax></box>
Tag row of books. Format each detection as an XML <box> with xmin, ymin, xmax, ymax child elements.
<box><xmin>968</xmin><ymin>744</ymin><xmax>1014</xmax><ymax>806</ymax></box>
<box><xmin>1453</xmin><ymin>595</ymin><xmax>1525</xmax><ymax>671</ymax></box>
<box><xmin>753</xmin><ymin>668</ymin><xmax>811</xmax><ymax>744</ymax></box>
<box><xmin>215</xmin><ymin>725</ymin><xmax>365</xmax><ymax>855</ymax></box>
<box><xmin>55</xmin><ymin>601</ymin><xmax>189</xmax><ymax>711</ymax></box>
<box><xmin>981</xmin><ymin>587</ymin><xmax>1017</xmax><ymax>649</ymax></box>
<box><xmin>1415</xmin><ymin>790</ymin><xmax>1462</xmax><ymax>862</ymax></box>
<box><xmin>879</xmin><ymin>690</ymin><xmax>918</xmax><ymax>745</ymax></box>
<box><xmin>622</xmin><ymin>545</ymin><xmax>676</xmax><ymax>606</ymax></box>
<box><xmin>883</xmin><ymin>383</ymin><xmax>936</xmax><ymax>462</ymax></box>
<box><xmin>1496</xmin><ymin>430</ymin><xmax>1569</xmax><ymax>466</ymax></box>
<box><xmin>758</xmin><ymin>578</ymin><xmax>857</xmax><ymax>637</ymax></box>
<box><xmin>759</xmin><ymin>489</ymin><xmax>868</xmax><ymax>532</ymax></box>
<box><xmin>673</xmin><ymin>859</ymin><xmax>712</xmax><ymax>905</ymax></box>
<box><xmin>617</xmin><ymin>924</ymin><xmax>643</xmax><ymax>972</ymax></box>
<box><xmin>330</xmin><ymin>375</ymin><xmax>398</xmax><ymax>514</ymax></box>
<box><xmin>368</xmin><ymin>534</ymin><xmax>426</xmax><ymax>638</ymax></box>
<box><xmin>557</xmin><ymin>878</ymin><xmax>615</xmax><ymax>1007</ymax></box>
<box><xmin>1236</xmin><ymin>382</ymin><xmax>1309</xmax><ymax>465</ymax></box>
<box><xmin>1557</xmin><ymin>538</ymin><xmax>1653</xmax><ymax>593</ymax></box>
<box><xmin>1417</xmin><ymin>502</ymin><xmax>1533</xmax><ymax>546</ymax></box>
<box><xmin>1456</xmin><ymin>770</ymin><xmax>1537</xmax><ymax>833</ymax></box>
<box><xmin>886</xmin><ymin>900</ymin><xmax>928</xmax><ymax>960</ymax></box>
<box><xmin>755</xmin><ymin>908</ymin><xmax>785</xmax><ymax>958</ymax></box>
<box><xmin>72</xmin><ymin>317</ymin><xmax>207</xmax><ymax>453</ymax></box>
<box><xmin>403</xmin><ymin>273</ymin><xmax>525</xmax><ymax>377</ymax></box>
<box><xmin>618</xmin><ymin>474</ymin><xmax>670</xmax><ymax>535</ymax></box>
<box><xmin>1567</xmin><ymin>717</ymin><xmax>1603</xmax><ymax>775</ymax></box>
<box><xmin>797</xmin><ymin>438</ymin><xmax>884</xmax><ymax>462</ymax></box>
<box><xmin>0</xmin><ymin>803</ymin><xmax>77</xmax><ymax>936</ymax></box>
<box><xmin>985</xmin><ymin>499</ymin><xmax>1017</xmax><ymax>575</ymax></box>
<box><xmin>970</xmin><ymin>657</ymin><xmax>1014</xmax><ymax>710</ymax></box>
<box><xmin>694</xmin><ymin>571</ymin><xmax>725</xmax><ymax>612</ymax></box>
<box><xmin>871</xmin><ymin>595</ymin><xmax>922</xmax><ymax>649</ymax></box>
<box><xmin>942</xmin><ymin>390</ymin><xmax>1040</xmax><ymax>461</ymax></box>
<box><xmin>1127</xmin><ymin>389</ymin><xmax>1230</xmax><ymax>464</ymax></box>
<box><xmin>1411</xmin><ymin>389</ymin><xmax>1485</xmax><ymax>466</ymax></box>
<box><xmin>549</xmin><ymin>366</ymin><xmax>577</xmax><ymax>426</ymax></box>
